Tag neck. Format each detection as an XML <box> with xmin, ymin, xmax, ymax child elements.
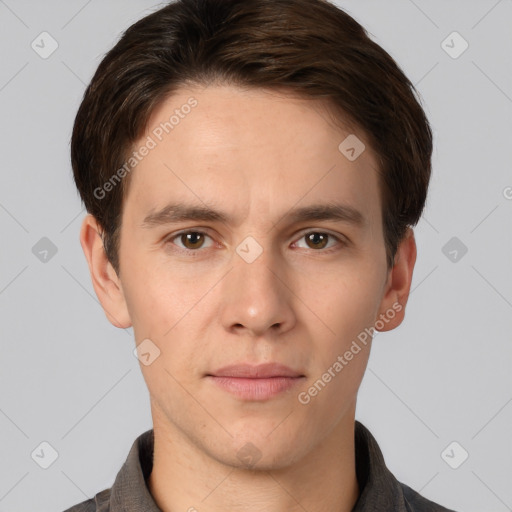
<box><xmin>147</xmin><ymin>406</ymin><xmax>360</xmax><ymax>512</ymax></box>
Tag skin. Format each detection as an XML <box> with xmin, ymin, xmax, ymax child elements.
<box><xmin>80</xmin><ymin>84</ymin><xmax>417</xmax><ymax>512</ymax></box>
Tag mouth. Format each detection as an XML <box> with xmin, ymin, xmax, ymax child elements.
<box><xmin>205</xmin><ymin>363</ymin><xmax>306</xmax><ymax>401</ymax></box>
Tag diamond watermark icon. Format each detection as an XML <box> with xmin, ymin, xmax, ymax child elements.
<box><xmin>441</xmin><ymin>441</ymin><xmax>469</xmax><ymax>469</ymax></box>
<box><xmin>31</xmin><ymin>31</ymin><xmax>59</xmax><ymax>59</ymax></box>
<box><xmin>237</xmin><ymin>442</ymin><xmax>262</xmax><ymax>467</ymax></box>
<box><xmin>441</xmin><ymin>31</ymin><xmax>468</xmax><ymax>59</ymax></box>
<box><xmin>31</xmin><ymin>441</ymin><xmax>59</xmax><ymax>469</ymax></box>
<box><xmin>236</xmin><ymin>236</ymin><xmax>263</xmax><ymax>264</ymax></box>
<box><xmin>32</xmin><ymin>237</ymin><xmax>58</xmax><ymax>263</ymax></box>
<box><xmin>133</xmin><ymin>338</ymin><xmax>161</xmax><ymax>366</ymax></box>
<box><xmin>442</xmin><ymin>236</ymin><xmax>468</xmax><ymax>263</ymax></box>
<box><xmin>338</xmin><ymin>134</ymin><xmax>366</xmax><ymax>161</ymax></box>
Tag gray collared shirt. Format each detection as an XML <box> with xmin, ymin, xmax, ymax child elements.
<box><xmin>63</xmin><ymin>420</ymin><xmax>457</xmax><ymax>511</ymax></box>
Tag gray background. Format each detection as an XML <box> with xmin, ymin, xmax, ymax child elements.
<box><xmin>1</xmin><ymin>0</ymin><xmax>511</xmax><ymax>511</ymax></box>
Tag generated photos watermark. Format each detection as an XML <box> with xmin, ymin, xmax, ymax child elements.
<box><xmin>298</xmin><ymin>301</ymin><xmax>403</xmax><ymax>405</ymax></box>
<box><xmin>93</xmin><ymin>96</ymin><xmax>198</xmax><ymax>200</ymax></box>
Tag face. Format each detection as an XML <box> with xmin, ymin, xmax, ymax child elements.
<box><xmin>87</xmin><ymin>84</ymin><xmax>411</xmax><ymax>470</ymax></box>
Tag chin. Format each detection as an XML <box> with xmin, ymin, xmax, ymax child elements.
<box><xmin>207</xmin><ymin>432</ymin><xmax>309</xmax><ymax>472</ymax></box>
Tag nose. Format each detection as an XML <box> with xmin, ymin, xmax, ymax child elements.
<box><xmin>219</xmin><ymin>242</ymin><xmax>296</xmax><ymax>337</ymax></box>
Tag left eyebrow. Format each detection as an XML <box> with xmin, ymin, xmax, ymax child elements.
<box><xmin>140</xmin><ymin>201</ymin><xmax>366</xmax><ymax>229</ymax></box>
<box><xmin>280</xmin><ymin>202</ymin><xmax>365</xmax><ymax>228</ymax></box>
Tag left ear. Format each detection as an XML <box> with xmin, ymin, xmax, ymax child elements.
<box><xmin>375</xmin><ymin>227</ymin><xmax>417</xmax><ymax>332</ymax></box>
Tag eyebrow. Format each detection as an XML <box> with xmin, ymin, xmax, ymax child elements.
<box><xmin>141</xmin><ymin>201</ymin><xmax>365</xmax><ymax>229</ymax></box>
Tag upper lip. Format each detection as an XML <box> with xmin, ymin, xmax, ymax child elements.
<box><xmin>207</xmin><ymin>363</ymin><xmax>304</xmax><ymax>378</ymax></box>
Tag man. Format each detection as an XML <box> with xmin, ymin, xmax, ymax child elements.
<box><xmin>65</xmin><ymin>0</ymin><xmax>457</xmax><ymax>510</ymax></box>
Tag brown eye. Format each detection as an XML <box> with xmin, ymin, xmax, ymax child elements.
<box><xmin>167</xmin><ymin>230</ymin><xmax>214</xmax><ymax>253</ymax></box>
<box><xmin>180</xmin><ymin>232</ymin><xmax>206</xmax><ymax>250</ymax></box>
<box><xmin>305</xmin><ymin>232</ymin><xmax>329</xmax><ymax>250</ymax></box>
<box><xmin>294</xmin><ymin>231</ymin><xmax>344</xmax><ymax>252</ymax></box>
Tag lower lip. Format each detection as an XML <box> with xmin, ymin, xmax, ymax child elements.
<box><xmin>207</xmin><ymin>376</ymin><xmax>304</xmax><ymax>401</ymax></box>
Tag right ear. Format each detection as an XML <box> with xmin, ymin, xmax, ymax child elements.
<box><xmin>79</xmin><ymin>214</ymin><xmax>132</xmax><ymax>329</ymax></box>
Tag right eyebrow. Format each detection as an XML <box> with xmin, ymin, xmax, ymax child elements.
<box><xmin>141</xmin><ymin>203</ymin><xmax>229</xmax><ymax>229</ymax></box>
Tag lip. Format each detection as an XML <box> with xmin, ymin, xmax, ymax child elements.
<box><xmin>209</xmin><ymin>363</ymin><xmax>304</xmax><ymax>378</ymax></box>
<box><xmin>206</xmin><ymin>363</ymin><xmax>306</xmax><ymax>401</ymax></box>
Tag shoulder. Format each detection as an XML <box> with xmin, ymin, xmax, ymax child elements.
<box><xmin>401</xmin><ymin>482</ymin><xmax>459</xmax><ymax>512</ymax></box>
<box><xmin>62</xmin><ymin>488</ymin><xmax>111</xmax><ymax>512</ymax></box>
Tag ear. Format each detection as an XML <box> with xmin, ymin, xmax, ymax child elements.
<box><xmin>375</xmin><ymin>227</ymin><xmax>417</xmax><ymax>332</ymax></box>
<box><xmin>79</xmin><ymin>214</ymin><xmax>132</xmax><ymax>329</ymax></box>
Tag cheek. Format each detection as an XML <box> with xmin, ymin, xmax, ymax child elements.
<box><xmin>121</xmin><ymin>255</ymin><xmax>217</xmax><ymax>390</ymax></box>
<box><xmin>304</xmin><ymin>263</ymin><xmax>383</xmax><ymax>343</ymax></box>
<box><xmin>121</xmin><ymin>269</ymin><xmax>170</xmax><ymax>338</ymax></box>
<box><xmin>295</xmin><ymin>269</ymin><xmax>382</xmax><ymax>423</ymax></box>
<box><xmin>125</xmin><ymin>281</ymin><xmax>195</xmax><ymax>348</ymax></box>
<box><xmin>119</xmin><ymin>239</ymin><xmax>194</xmax><ymax>338</ymax></box>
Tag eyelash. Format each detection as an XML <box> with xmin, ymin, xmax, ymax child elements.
<box><xmin>164</xmin><ymin>229</ymin><xmax>346</xmax><ymax>256</ymax></box>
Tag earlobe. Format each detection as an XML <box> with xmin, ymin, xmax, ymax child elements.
<box><xmin>375</xmin><ymin>228</ymin><xmax>417</xmax><ymax>332</ymax></box>
<box><xmin>79</xmin><ymin>214</ymin><xmax>132</xmax><ymax>329</ymax></box>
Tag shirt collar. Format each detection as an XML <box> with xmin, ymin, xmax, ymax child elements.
<box><xmin>106</xmin><ymin>420</ymin><xmax>409</xmax><ymax>511</ymax></box>
<box><xmin>351</xmin><ymin>420</ymin><xmax>409</xmax><ymax>511</ymax></box>
<box><xmin>107</xmin><ymin>428</ymin><xmax>159</xmax><ymax>511</ymax></box>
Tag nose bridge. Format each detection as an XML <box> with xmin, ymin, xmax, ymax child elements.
<box><xmin>220</xmin><ymin>234</ymin><xmax>294</xmax><ymax>334</ymax></box>
<box><xmin>236</xmin><ymin>236</ymin><xmax>284</xmax><ymax>287</ymax></box>
<box><xmin>234</xmin><ymin>234</ymin><xmax>284</xmax><ymax>302</ymax></box>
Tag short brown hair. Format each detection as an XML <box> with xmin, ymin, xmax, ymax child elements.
<box><xmin>71</xmin><ymin>0</ymin><xmax>433</xmax><ymax>274</ymax></box>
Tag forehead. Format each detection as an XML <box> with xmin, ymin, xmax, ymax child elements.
<box><xmin>123</xmin><ymin>84</ymin><xmax>382</xmax><ymax>230</ymax></box>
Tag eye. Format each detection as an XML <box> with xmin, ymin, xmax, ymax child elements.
<box><xmin>167</xmin><ymin>230</ymin><xmax>214</xmax><ymax>252</ymax></box>
<box><xmin>294</xmin><ymin>231</ymin><xmax>344</xmax><ymax>251</ymax></box>
<box><xmin>165</xmin><ymin>229</ymin><xmax>345</xmax><ymax>255</ymax></box>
